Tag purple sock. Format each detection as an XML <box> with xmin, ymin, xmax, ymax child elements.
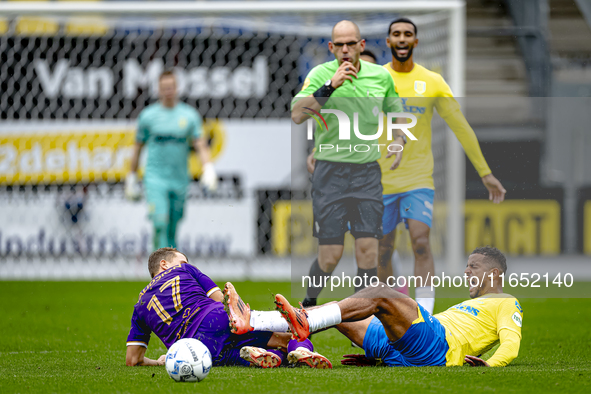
<box><xmin>288</xmin><ymin>338</ymin><xmax>314</xmax><ymax>353</ymax></box>
<box><xmin>266</xmin><ymin>349</ymin><xmax>287</xmax><ymax>364</ymax></box>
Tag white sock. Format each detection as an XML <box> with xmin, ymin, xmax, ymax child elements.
<box><xmin>415</xmin><ymin>286</ymin><xmax>435</xmax><ymax>314</ymax></box>
<box><xmin>307</xmin><ymin>304</ymin><xmax>342</xmax><ymax>333</ymax></box>
<box><xmin>250</xmin><ymin>310</ymin><xmax>289</xmax><ymax>332</ymax></box>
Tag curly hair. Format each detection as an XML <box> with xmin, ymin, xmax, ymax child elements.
<box><xmin>471</xmin><ymin>246</ymin><xmax>507</xmax><ymax>273</ymax></box>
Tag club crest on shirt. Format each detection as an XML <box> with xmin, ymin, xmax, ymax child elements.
<box><xmin>414</xmin><ymin>80</ymin><xmax>427</xmax><ymax>95</ymax></box>
<box><xmin>179</xmin><ymin>117</ymin><xmax>187</xmax><ymax>129</ymax></box>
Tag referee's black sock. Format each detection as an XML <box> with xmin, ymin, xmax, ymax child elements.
<box><xmin>355</xmin><ymin>267</ymin><xmax>378</xmax><ymax>293</ymax></box>
<box><xmin>304</xmin><ymin>258</ymin><xmax>332</xmax><ymax>306</ymax></box>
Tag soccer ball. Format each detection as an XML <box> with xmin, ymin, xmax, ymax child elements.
<box><xmin>165</xmin><ymin>338</ymin><xmax>213</xmax><ymax>382</ymax></box>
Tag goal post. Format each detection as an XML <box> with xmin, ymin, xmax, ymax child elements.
<box><xmin>0</xmin><ymin>1</ymin><xmax>466</xmax><ymax>15</ymax></box>
<box><xmin>0</xmin><ymin>1</ymin><xmax>466</xmax><ymax>278</ymax></box>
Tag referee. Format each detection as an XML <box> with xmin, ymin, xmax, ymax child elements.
<box><xmin>292</xmin><ymin>20</ymin><xmax>406</xmax><ymax>306</ymax></box>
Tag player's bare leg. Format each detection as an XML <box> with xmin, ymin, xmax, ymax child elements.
<box><xmin>334</xmin><ymin>285</ymin><xmax>417</xmax><ymax>341</ymax></box>
<box><xmin>407</xmin><ymin>219</ymin><xmax>435</xmax><ymax>313</ymax></box>
<box><xmin>335</xmin><ymin>318</ymin><xmax>373</xmax><ymax>347</ymax></box>
<box><xmin>318</xmin><ymin>244</ymin><xmax>344</xmax><ymax>273</ymax></box>
<box><xmin>379</xmin><ymin>231</ymin><xmax>408</xmax><ymax>295</ymax></box>
<box><xmin>378</xmin><ymin>230</ymin><xmax>396</xmax><ymax>283</ymax></box>
<box><xmin>276</xmin><ymin>284</ymin><xmax>418</xmax><ymax>343</ymax></box>
<box><xmin>353</xmin><ymin>237</ymin><xmax>378</xmax><ymax>293</ymax></box>
<box><xmin>265</xmin><ymin>332</ymin><xmax>293</xmax><ymax>349</ymax></box>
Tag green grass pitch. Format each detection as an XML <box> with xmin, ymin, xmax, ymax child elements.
<box><xmin>1</xmin><ymin>281</ymin><xmax>591</xmax><ymax>393</ymax></box>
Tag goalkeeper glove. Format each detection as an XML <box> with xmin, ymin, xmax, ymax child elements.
<box><xmin>200</xmin><ymin>162</ymin><xmax>218</xmax><ymax>192</ymax></box>
<box><xmin>124</xmin><ymin>172</ymin><xmax>142</xmax><ymax>201</ymax></box>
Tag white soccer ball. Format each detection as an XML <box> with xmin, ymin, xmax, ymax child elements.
<box><xmin>165</xmin><ymin>338</ymin><xmax>212</xmax><ymax>382</ymax></box>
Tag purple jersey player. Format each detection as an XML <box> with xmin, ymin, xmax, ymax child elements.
<box><xmin>125</xmin><ymin>247</ymin><xmax>332</xmax><ymax>369</ymax></box>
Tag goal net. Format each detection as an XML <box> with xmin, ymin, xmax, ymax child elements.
<box><xmin>0</xmin><ymin>1</ymin><xmax>465</xmax><ymax>280</ymax></box>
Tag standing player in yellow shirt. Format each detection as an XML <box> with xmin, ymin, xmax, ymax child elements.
<box><xmin>377</xmin><ymin>18</ymin><xmax>507</xmax><ymax>314</ymax></box>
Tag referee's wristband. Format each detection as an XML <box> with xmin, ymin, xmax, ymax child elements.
<box><xmin>313</xmin><ymin>82</ymin><xmax>336</xmax><ymax>105</ymax></box>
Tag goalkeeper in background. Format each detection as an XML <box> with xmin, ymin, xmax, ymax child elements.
<box><xmin>377</xmin><ymin>18</ymin><xmax>506</xmax><ymax>313</ymax></box>
<box><xmin>126</xmin><ymin>71</ymin><xmax>218</xmax><ymax>250</ymax></box>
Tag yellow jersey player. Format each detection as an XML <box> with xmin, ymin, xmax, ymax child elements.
<box><xmin>377</xmin><ymin>18</ymin><xmax>507</xmax><ymax>314</ymax></box>
<box><xmin>227</xmin><ymin>246</ymin><xmax>522</xmax><ymax>368</ymax></box>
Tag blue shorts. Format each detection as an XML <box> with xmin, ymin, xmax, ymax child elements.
<box><xmin>362</xmin><ymin>304</ymin><xmax>448</xmax><ymax>367</ymax></box>
<box><xmin>194</xmin><ymin>306</ymin><xmax>273</xmax><ymax>367</ymax></box>
<box><xmin>382</xmin><ymin>188</ymin><xmax>435</xmax><ymax>234</ymax></box>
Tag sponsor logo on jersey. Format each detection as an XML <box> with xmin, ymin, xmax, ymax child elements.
<box><xmin>450</xmin><ymin>303</ymin><xmax>480</xmax><ymax>316</ymax></box>
<box><xmin>179</xmin><ymin>117</ymin><xmax>187</xmax><ymax>129</ymax></box>
<box><xmin>400</xmin><ymin>98</ymin><xmax>426</xmax><ymax>114</ymax></box>
<box><xmin>154</xmin><ymin>135</ymin><xmax>188</xmax><ymax>144</ymax></box>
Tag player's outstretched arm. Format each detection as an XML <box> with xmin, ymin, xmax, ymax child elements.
<box><xmin>125</xmin><ymin>345</ymin><xmax>165</xmax><ymax>367</ymax></box>
<box><xmin>435</xmin><ymin>93</ymin><xmax>507</xmax><ymax>203</ymax></box>
<box><xmin>465</xmin><ymin>329</ymin><xmax>521</xmax><ymax>367</ymax></box>
<box><xmin>482</xmin><ymin>329</ymin><xmax>521</xmax><ymax>367</ymax></box>
<box><xmin>438</xmin><ymin>105</ymin><xmax>507</xmax><ymax>203</ymax></box>
<box><xmin>481</xmin><ymin>173</ymin><xmax>506</xmax><ymax>204</ymax></box>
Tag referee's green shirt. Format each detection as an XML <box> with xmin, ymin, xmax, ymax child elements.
<box><xmin>294</xmin><ymin>59</ymin><xmax>403</xmax><ymax>164</ymax></box>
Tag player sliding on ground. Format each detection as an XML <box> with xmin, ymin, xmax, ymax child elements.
<box><xmin>125</xmin><ymin>247</ymin><xmax>332</xmax><ymax>369</ymax></box>
<box><xmin>224</xmin><ymin>246</ymin><xmax>522</xmax><ymax>367</ymax></box>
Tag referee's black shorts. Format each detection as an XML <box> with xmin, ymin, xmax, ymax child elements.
<box><xmin>311</xmin><ymin>160</ymin><xmax>384</xmax><ymax>245</ymax></box>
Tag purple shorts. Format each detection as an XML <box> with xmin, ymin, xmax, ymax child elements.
<box><xmin>195</xmin><ymin>305</ymin><xmax>273</xmax><ymax>367</ymax></box>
